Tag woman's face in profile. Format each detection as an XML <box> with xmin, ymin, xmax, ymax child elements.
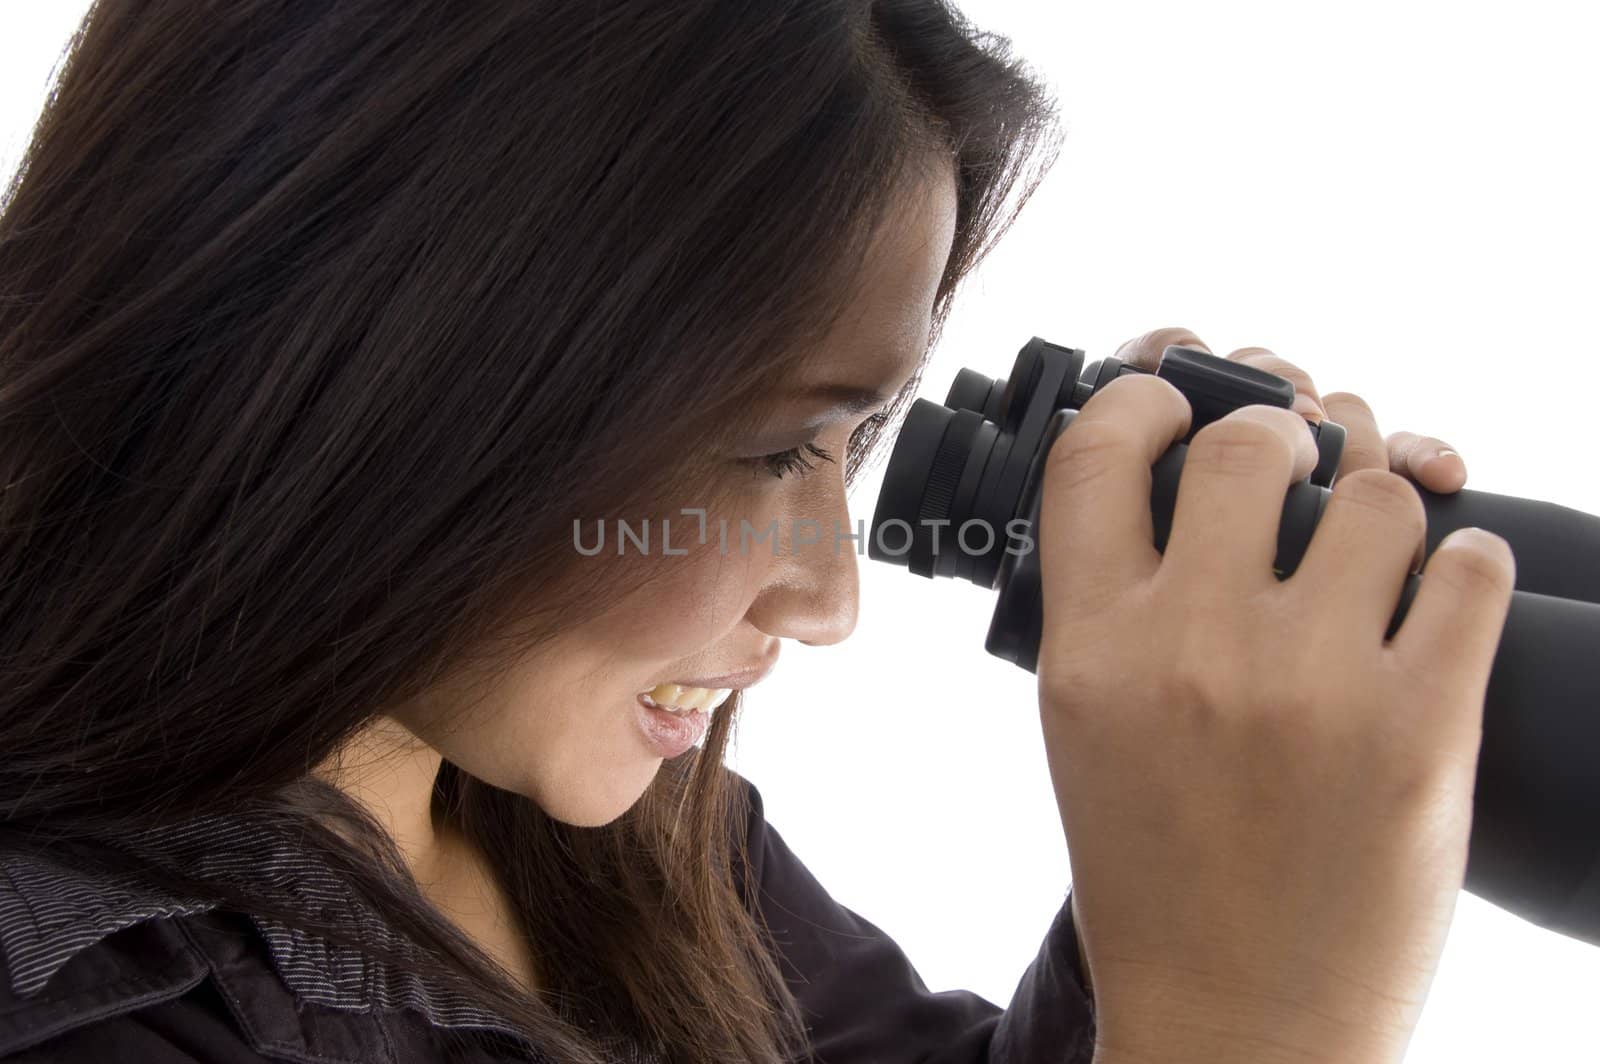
<box><xmin>390</xmin><ymin>162</ymin><xmax>960</xmax><ymax>826</ymax></box>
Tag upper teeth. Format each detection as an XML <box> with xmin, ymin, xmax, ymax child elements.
<box><xmin>642</xmin><ymin>683</ymin><xmax>734</xmax><ymax>715</ymax></box>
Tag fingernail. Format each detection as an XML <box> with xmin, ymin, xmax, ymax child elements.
<box><xmin>1291</xmin><ymin>395</ymin><xmax>1324</xmax><ymax>423</ymax></box>
<box><xmin>1427</xmin><ymin>444</ymin><xmax>1465</xmax><ymax>467</ymax></box>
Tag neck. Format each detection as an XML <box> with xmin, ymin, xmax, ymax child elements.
<box><xmin>310</xmin><ymin>714</ymin><xmax>449</xmax><ymax>884</ymax></box>
<box><xmin>309</xmin><ymin>715</ymin><xmax>544</xmax><ymax>995</ymax></box>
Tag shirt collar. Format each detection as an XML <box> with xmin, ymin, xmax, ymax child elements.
<box><xmin>0</xmin><ymin>809</ymin><xmax>534</xmax><ymax>1044</ymax></box>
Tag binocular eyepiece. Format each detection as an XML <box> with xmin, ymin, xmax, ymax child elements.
<box><xmin>869</xmin><ymin>336</ymin><xmax>1600</xmax><ymax>950</ymax></box>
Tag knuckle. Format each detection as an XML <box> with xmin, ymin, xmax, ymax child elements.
<box><xmin>1385</xmin><ymin>431</ymin><xmax>1424</xmax><ymax>465</ymax></box>
<box><xmin>1166</xmin><ymin>636</ymin><xmax>1234</xmax><ymax>707</ymax></box>
<box><xmin>1153</xmin><ymin>325</ymin><xmax>1202</xmax><ymax>341</ymax></box>
<box><xmin>1227</xmin><ymin>345</ymin><xmax>1276</xmax><ymax>363</ymax></box>
<box><xmin>1143</xmin><ymin>326</ymin><xmax>1206</xmax><ymax>353</ymax></box>
<box><xmin>1163</xmin><ymin>655</ymin><xmax>1217</xmax><ymax>715</ymax></box>
<box><xmin>1330</xmin><ymin>468</ymin><xmax>1427</xmax><ymax>534</ymax></box>
<box><xmin>1105</xmin><ymin>368</ymin><xmax>1188</xmax><ymax>405</ymax></box>
<box><xmin>1324</xmin><ymin>391</ymin><xmax>1376</xmax><ymax>419</ymax></box>
<box><xmin>1044</xmin><ymin>419</ymin><xmax>1136</xmax><ymax>494</ymax></box>
<box><xmin>1283</xmin><ymin>365</ymin><xmax>1316</xmax><ymax>391</ymax></box>
<box><xmin>1428</xmin><ymin>531</ymin><xmax>1516</xmax><ymax>599</ymax></box>
<box><xmin>1163</xmin><ymin>612</ymin><xmax>1289</xmax><ymax>718</ymax></box>
<box><xmin>1080</xmin><ymin>372</ymin><xmax>1193</xmax><ymax>429</ymax></box>
<box><xmin>1231</xmin><ymin>349</ymin><xmax>1314</xmax><ymax>389</ymax></box>
<box><xmin>1038</xmin><ymin>644</ymin><xmax>1117</xmax><ymax>721</ymax></box>
<box><xmin>1037</xmin><ymin>660</ymin><xmax>1073</xmax><ymax>711</ymax></box>
<box><xmin>1187</xmin><ymin>414</ymin><xmax>1295</xmax><ymax>477</ymax></box>
<box><xmin>1039</xmin><ymin>660</ymin><xmax>1089</xmax><ymax>717</ymax></box>
<box><xmin>1156</xmin><ymin>586</ymin><xmax>1234</xmax><ymax>670</ymax></box>
<box><xmin>1339</xmin><ymin>440</ymin><xmax>1389</xmax><ymax>473</ymax></box>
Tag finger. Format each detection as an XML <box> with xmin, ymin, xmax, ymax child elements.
<box><xmin>1322</xmin><ymin>391</ymin><xmax>1389</xmax><ymax>476</ymax></box>
<box><xmin>1386</xmin><ymin>430</ymin><xmax>1468</xmax><ymax>494</ymax></box>
<box><xmin>1388</xmin><ymin>528</ymin><xmax>1515</xmax><ymax>716</ymax></box>
<box><xmin>1036</xmin><ymin>373</ymin><xmax>1193</xmax><ymax>608</ymax></box>
<box><xmin>1228</xmin><ymin>348</ymin><xmax>1325</xmax><ymax>422</ymax></box>
<box><xmin>1160</xmin><ymin>404</ymin><xmax>1320</xmax><ymax>591</ymax></box>
<box><xmin>1284</xmin><ymin>469</ymin><xmax>1428</xmax><ymax>639</ymax></box>
<box><xmin>1323</xmin><ymin>393</ymin><xmax>1427</xmax><ymax>571</ymax></box>
<box><xmin>1114</xmin><ymin>326</ymin><xmax>1212</xmax><ymax>372</ymax></box>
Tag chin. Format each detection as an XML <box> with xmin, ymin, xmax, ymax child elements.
<box><xmin>530</xmin><ymin>759</ymin><xmax>661</xmax><ymax>828</ymax></box>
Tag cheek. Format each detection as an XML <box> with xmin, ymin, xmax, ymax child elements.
<box><xmin>562</xmin><ymin>483</ymin><xmax>790</xmax><ymax>666</ymax></box>
<box><xmin>590</xmin><ymin>537</ymin><xmax>766</xmax><ymax>662</ymax></box>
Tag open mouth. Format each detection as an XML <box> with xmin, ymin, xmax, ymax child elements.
<box><xmin>636</xmin><ymin>684</ymin><xmax>734</xmax><ymax>716</ymax></box>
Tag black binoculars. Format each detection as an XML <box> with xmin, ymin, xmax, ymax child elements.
<box><xmin>869</xmin><ymin>336</ymin><xmax>1600</xmax><ymax>949</ymax></box>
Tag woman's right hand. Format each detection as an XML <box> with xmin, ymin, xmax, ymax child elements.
<box><xmin>1033</xmin><ymin>372</ymin><xmax>1515</xmax><ymax>1064</ymax></box>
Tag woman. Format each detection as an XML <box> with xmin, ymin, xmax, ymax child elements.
<box><xmin>0</xmin><ymin>1</ymin><xmax>1504</xmax><ymax>1062</ymax></box>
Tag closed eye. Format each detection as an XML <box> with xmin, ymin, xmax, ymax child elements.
<box><xmin>746</xmin><ymin>442</ymin><xmax>835</xmax><ymax>480</ymax></box>
<box><xmin>740</xmin><ymin>409</ymin><xmax>892</xmax><ymax>481</ymax></box>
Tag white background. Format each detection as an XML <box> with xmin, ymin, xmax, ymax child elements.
<box><xmin>5</xmin><ymin>2</ymin><xmax>1598</xmax><ymax>1061</ymax></box>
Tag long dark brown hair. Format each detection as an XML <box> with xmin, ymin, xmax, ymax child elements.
<box><xmin>0</xmin><ymin>1</ymin><xmax>1059</xmax><ymax>1060</ymax></box>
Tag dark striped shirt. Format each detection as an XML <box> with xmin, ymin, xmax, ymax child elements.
<box><xmin>0</xmin><ymin>773</ymin><xmax>1096</xmax><ymax>1062</ymax></box>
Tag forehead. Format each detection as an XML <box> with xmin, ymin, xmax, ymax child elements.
<box><xmin>793</xmin><ymin>160</ymin><xmax>960</xmax><ymax>388</ymax></box>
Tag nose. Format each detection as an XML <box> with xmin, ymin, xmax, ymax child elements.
<box><xmin>742</xmin><ymin>490</ymin><xmax>860</xmax><ymax>647</ymax></box>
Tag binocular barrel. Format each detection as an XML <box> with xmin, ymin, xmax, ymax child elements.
<box><xmin>869</xmin><ymin>337</ymin><xmax>1600</xmax><ymax>948</ymax></box>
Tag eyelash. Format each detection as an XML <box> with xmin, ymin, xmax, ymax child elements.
<box><xmin>751</xmin><ymin>442</ymin><xmax>835</xmax><ymax>479</ymax></box>
<box><xmin>747</xmin><ymin>411</ymin><xmax>892</xmax><ymax>480</ymax></box>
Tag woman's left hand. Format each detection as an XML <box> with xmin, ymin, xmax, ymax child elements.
<box><xmin>1112</xmin><ymin>326</ymin><xmax>1468</xmax><ymax>494</ymax></box>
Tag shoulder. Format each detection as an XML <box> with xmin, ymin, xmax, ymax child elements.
<box><xmin>0</xmin><ymin>922</ymin><xmax>253</xmax><ymax>1062</ymax></box>
<box><xmin>0</xmin><ymin>844</ymin><xmax>399</xmax><ymax>1063</ymax></box>
<box><xmin>721</xmin><ymin>766</ymin><xmax>850</xmax><ymax>923</ymax></box>
<box><xmin>0</xmin><ymin>822</ymin><xmax>571</xmax><ymax>1063</ymax></box>
<box><xmin>0</xmin><ymin>844</ymin><xmax>240</xmax><ymax>1056</ymax></box>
